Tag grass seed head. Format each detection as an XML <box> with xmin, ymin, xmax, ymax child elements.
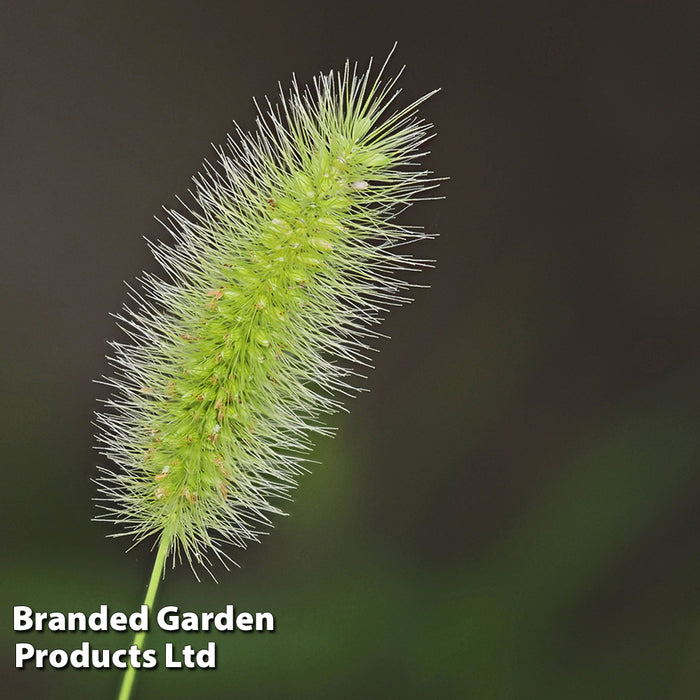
<box><xmin>95</xmin><ymin>49</ymin><xmax>440</xmax><ymax>576</ymax></box>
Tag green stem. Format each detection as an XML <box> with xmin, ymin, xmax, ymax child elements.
<box><xmin>117</xmin><ymin>536</ymin><xmax>170</xmax><ymax>700</ymax></box>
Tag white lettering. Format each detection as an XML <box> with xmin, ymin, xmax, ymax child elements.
<box><xmin>164</xmin><ymin>642</ymin><xmax>181</xmax><ymax>668</ymax></box>
<box><xmin>197</xmin><ymin>642</ymin><xmax>216</xmax><ymax>668</ymax></box>
<box><xmin>236</xmin><ymin>612</ymin><xmax>253</xmax><ymax>631</ymax></box>
<box><xmin>88</xmin><ymin>606</ymin><xmax>108</xmax><ymax>631</ymax></box>
<box><xmin>112</xmin><ymin>649</ymin><xmax>128</xmax><ymax>669</ymax></box>
<box><xmin>110</xmin><ymin>611</ymin><xmax>127</xmax><ymax>632</ymax></box>
<box><xmin>157</xmin><ymin>606</ymin><xmax>180</xmax><ymax>632</ymax></box>
<box><xmin>129</xmin><ymin>605</ymin><xmax>148</xmax><ymax>632</ymax></box>
<box><xmin>141</xmin><ymin>648</ymin><xmax>157</xmax><ymax>669</ymax></box>
<box><xmin>49</xmin><ymin>649</ymin><xmax>69</xmax><ymax>668</ymax></box>
<box><xmin>255</xmin><ymin>612</ymin><xmax>275</xmax><ymax>631</ymax></box>
<box><xmin>214</xmin><ymin>606</ymin><xmax>234</xmax><ymax>631</ymax></box>
<box><xmin>15</xmin><ymin>643</ymin><xmax>34</xmax><ymax>667</ymax></box>
<box><xmin>181</xmin><ymin>612</ymin><xmax>198</xmax><ymax>632</ymax></box>
<box><xmin>13</xmin><ymin>606</ymin><xmax>33</xmax><ymax>632</ymax></box>
<box><xmin>69</xmin><ymin>642</ymin><xmax>90</xmax><ymax>669</ymax></box>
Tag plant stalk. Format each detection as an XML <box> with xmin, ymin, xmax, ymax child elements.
<box><xmin>117</xmin><ymin>536</ymin><xmax>170</xmax><ymax>700</ymax></box>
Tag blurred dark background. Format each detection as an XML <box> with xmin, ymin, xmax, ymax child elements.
<box><xmin>1</xmin><ymin>1</ymin><xmax>699</xmax><ymax>698</ymax></box>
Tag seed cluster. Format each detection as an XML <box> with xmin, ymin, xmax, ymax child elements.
<box><xmin>96</xmin><ymin>56</ymin><xmax>438</xmax><ymax>573</ymax></box>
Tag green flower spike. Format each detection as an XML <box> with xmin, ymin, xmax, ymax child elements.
<box><xmin>95</xmin><ymin>48</ymin><xmax>439</xmax><ymax>699</ymax></box>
